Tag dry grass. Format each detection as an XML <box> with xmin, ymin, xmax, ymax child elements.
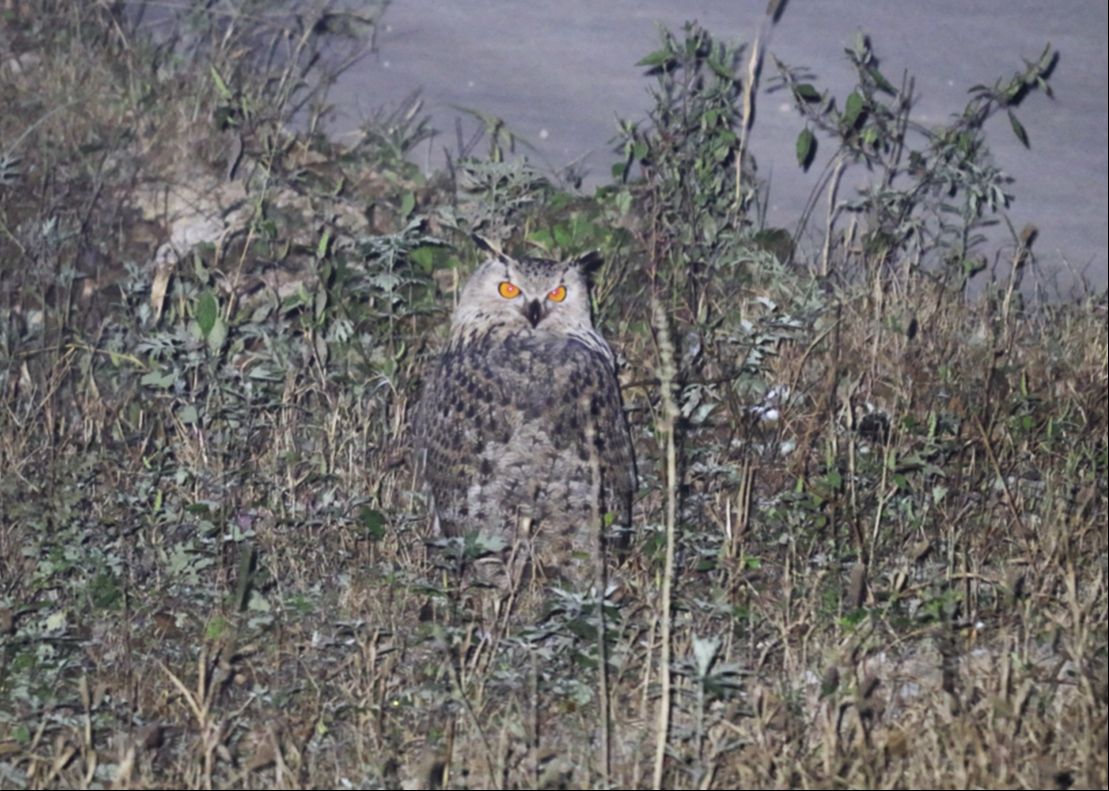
<box><xmin>1</xmin><ymin>4</ymin><xmax>1106</xmax><ymax>789</ymax></box>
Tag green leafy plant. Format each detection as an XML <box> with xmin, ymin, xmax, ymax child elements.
<box><xmin>774</xmin><ymin>32</ymin><xmax>1057</xmax><ymax>287</ymax></box>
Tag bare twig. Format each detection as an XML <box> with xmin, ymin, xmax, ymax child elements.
<box><xmin>650</xmin><ymin>293</ymin><xmax>679</xmax><ymax>790</ymax></box>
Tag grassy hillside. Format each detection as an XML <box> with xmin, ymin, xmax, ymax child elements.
<box><xmin>1</xmin><ymin>3</ymin><xmax>1105</xmax><ymax>788</ymax></box>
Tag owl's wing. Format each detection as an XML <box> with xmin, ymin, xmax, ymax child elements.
<box><xmin>558</xmin><ymin>339</ymin><xmax>637</xmax><ymax>523</ymax></box>
<box><xmin>412</xmin><ymin>343</ymin><xmax>516</xmax><ymax>535</ymax></box>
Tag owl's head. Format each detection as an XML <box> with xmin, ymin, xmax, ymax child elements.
<box><xmin>450</xmin><ymin>242</ymin><xmax>601</xmax><ymax>338</ymax></box>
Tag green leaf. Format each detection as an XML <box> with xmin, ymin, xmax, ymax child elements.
<box><xmin>962</xmin><ymin>258</ymin><xmax>986</xmax><ymax>277</ymax></box>
<box><xmin>206</xmin><ymin>616</ymin><xmax>231</xmax><ymax>641</ymax></box>
<box><xmin>140</xmin><ymin>369</ymin><xmax>175</xmax><ymax>388</ymax></box>
<box><xmin>196</xmin><ymin>291</ymin><xmax>218</xmax><ymax>337</ymax></box>
<box><xmin>207</xmin><ymin>316</ymin><xmax>227</xmax><ymax>355</ymax></box>
<box><xmin>89</xmin><ymin>572</ymin><xmax>122</xmax><ymax>610</ymax></box>
<box><xmin>192</xmin><ymin>250</ymin><xmax>210</xmax><ymax>284</ymax></box>
<box><xmin>637</xmin><ymin>48</ymin><xmax>674</xmax><ymax>69</ymax></box>
<box><xmin>209</xmin><ymin>65</ymin><xmax>233</xmax><ymax>100</ymax></box>
<box><xmin>867</xmin><ymin>66</ymin><xmax>896</xmax><ymax>95</ymax></box>
<box><xmin>793</xmin><ymin>83</ymin><xmax>821</xmax><ymax>103</ymax></box>
<box><xmin>316</xmin><ymin>228</ymin><xmax>331</xmax><ymax>260</ymax></box>
<box><xmin>1007</xmin><ymin>110</ymin><xmax>1029</xmax><ymax>148</ymax></box>
<box><xmin>842</xmin><ymin>91</ymin><xmax>865</xmax><ymax>130</ymax></box>
<box><xmin>614</xmin><ymin>189</ymin><xmax>633</xmax><ymax>215</ymax></box>
<box><xmin>359</xmin><ymin>507</ymin><xmax>387</xmax><ymax>541</ymax></box>
<box><xmin>409</xmin><ymin>245</ymin><xmax>439</xmax><ymax>272</ymax></box>
<box><xmin>399</xmin><ymin>190</ymin><xmax>416</xmax><ymax>218</ymax></box>
<box><xmin>528</xmin><ymin>228</ymin><xmax>554</xmax><ymax>250</ymax></box>
<box><xmin>795</xmin><ymin>127</ymin><xmax>815</xmax><ymax>170</ymax></box>
<box><xmin>706</xmin><ymin>56</ymin><xmax>734</xmax><ymax>81</ymax></box>
<box><xmin>896</xmin><ymin>453</ymin><xmax>926</xmax><ymax>472</ymax></box>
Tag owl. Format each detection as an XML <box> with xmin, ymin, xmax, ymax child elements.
<box><xmin>413</xmin><ymin>242</ymin><xmax>636</xmax><ymax>587</ymax></box>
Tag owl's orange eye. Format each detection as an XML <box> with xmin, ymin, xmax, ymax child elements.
<box><xmin>498</xmin><ymin>281</ymin><xmax>520</xmax><ymax>299</ymax></box>
<box><xmin>547</xmin><ymin>285</ymin><xmax>567</xmax><ymax>303</ymax></box>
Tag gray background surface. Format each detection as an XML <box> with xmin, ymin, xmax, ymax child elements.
<box><xmin>329</xmin><ymin>1</ymin><xmax>1108</xmax><ymax>293</ymax></box>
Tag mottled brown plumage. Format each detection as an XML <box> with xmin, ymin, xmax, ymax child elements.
<box><xmin>414</xmin><ymin>248</ymin><xmax>635</xmax><ymax>585</ymax></box>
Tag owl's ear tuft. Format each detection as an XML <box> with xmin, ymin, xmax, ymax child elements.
<box><xmin>569</xmin><ymin>250</ymin><xmax>603</xmax><ymax>273</ymax></box>
<box><xmin>471</xmin><ymin>233</ymin><xmax>507</xmax><ymax>259</ymax></box>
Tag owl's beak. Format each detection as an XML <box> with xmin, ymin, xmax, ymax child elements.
<box><xmin>524</xmin><ymin>299</ymin><xmax>544</xmax><ymax>327</ymax></box>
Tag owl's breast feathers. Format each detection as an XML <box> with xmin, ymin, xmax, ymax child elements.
<box><xmin>415</xmin><ymin>326</ymin><xmax>636</xmax><ymax>534</ymax></box>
